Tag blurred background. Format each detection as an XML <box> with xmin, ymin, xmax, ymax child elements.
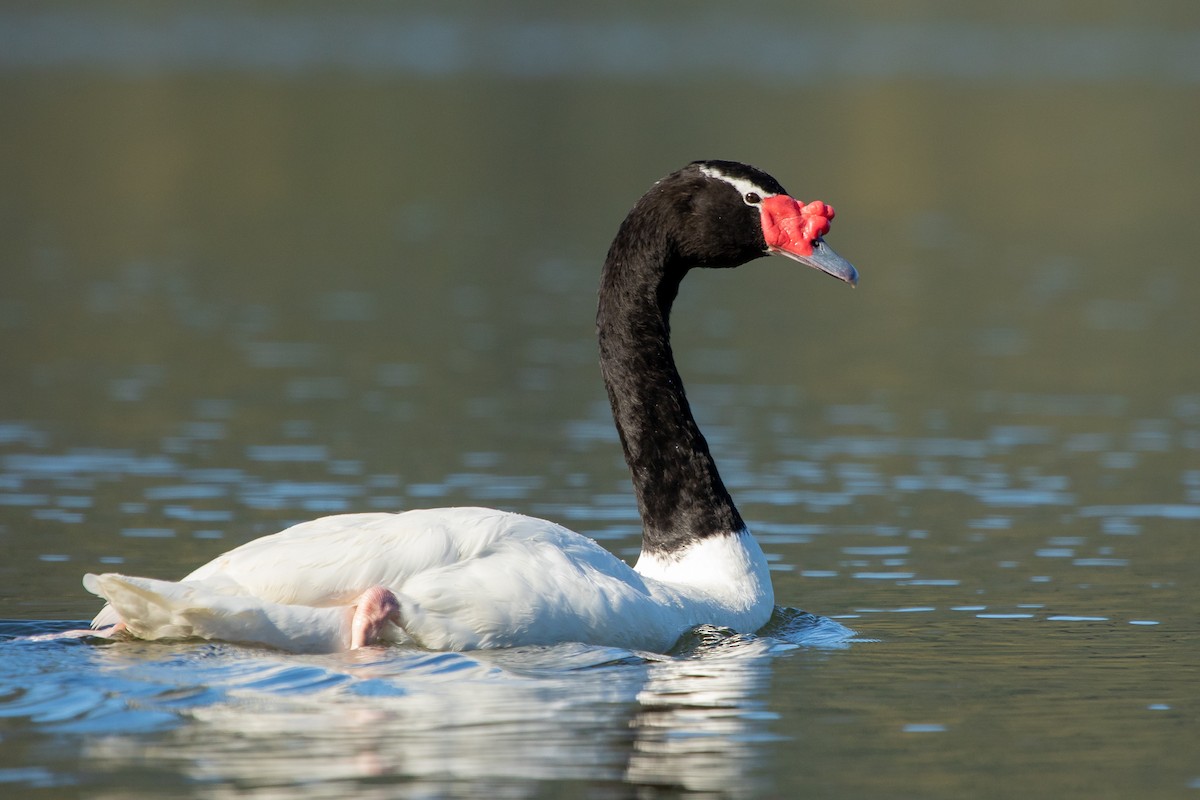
<box><xmin>1</xmin><ymin>1</ymin><xmax>1199</xmax><ymax>795</ymax></box>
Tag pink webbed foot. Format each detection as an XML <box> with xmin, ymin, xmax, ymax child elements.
<box><xmin>349</xmin><ymin>586</ymin><xmax>403</xmax><ymax>649</ymax></box>
<box><xmin>93</xmin><ymin>621</ymin><xmax>127</xmax><ymax>639</ymax></box>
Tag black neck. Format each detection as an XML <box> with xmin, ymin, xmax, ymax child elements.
<box><xmin>596</xmin><ymin>221</ymin><xmax>745</xmax><ymax>556</ymax></box>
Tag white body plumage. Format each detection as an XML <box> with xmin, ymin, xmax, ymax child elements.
<box><xmin>88</xmin><ymin>507</ymin><xmax>773</xmax><ymax>653</ymax></box>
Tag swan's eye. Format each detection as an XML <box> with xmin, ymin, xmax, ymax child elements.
<box><xmin>744</xmin><ymin>192</ymin><xmax>762</xmax><ymax>204</ymax></box>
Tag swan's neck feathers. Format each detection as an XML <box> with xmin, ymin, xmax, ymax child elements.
<box><xmin>634</xmin><ymin>529</ymin><xmax>774</xmax><ymax>626</ymax></box>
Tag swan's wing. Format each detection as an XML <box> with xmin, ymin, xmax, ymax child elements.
<box><xmin>184</xmin><ymin>507</ymin><xmax>518</xmax><ymax>604</ymax></box>
<box><xmin>395</xmin><ymin>525</ymin><xmax>684</xmax><ymax>651</ymax></box>
<box><xmin>90</xmin><ymin>507</ymin><xmax>578</xmax><ymax>629</ymax></box>
<box><xmin>91</xmin><ymin>508</ymin><xmax>510</xmax><ymax>628</ymax></box>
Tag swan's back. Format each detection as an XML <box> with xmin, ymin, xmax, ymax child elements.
<box><xmin>182</xmin><ymin>508</ymin><xmax>525</xmax><ymax>605</ymax></box>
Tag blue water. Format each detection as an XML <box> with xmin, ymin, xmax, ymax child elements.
<box><xmin>1</xmin><ymin>611</ymin><xmax>855</xmax><ymax>797</ymax></box>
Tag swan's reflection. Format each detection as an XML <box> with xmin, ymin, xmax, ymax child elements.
<box><xmin>80</xmin><ymin>628</ymin><xmax>833</xmax><ymax>798</ymax></box>
<box><xmin>625</xmin><ymin>637</ymin><xmax>781</xmax><ymax>796</ymax></box>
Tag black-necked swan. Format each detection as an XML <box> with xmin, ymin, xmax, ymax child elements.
<box><xmin>82</xmin><ymin>160</ymin><xmax>858</xmax><ymax>653</ymax></box>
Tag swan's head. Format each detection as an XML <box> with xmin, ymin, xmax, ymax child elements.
<box><xmin>681</xmin><ymin>160</ymin><xmax>858</xmax><ymax>287</ymax></box>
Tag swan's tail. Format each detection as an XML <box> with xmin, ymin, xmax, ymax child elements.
<box><xmin>83</xmin><ymin>573</ymin><xmax>360</xmax><ymax>653</ymax></box>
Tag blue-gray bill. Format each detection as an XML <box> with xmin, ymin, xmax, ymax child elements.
<box><xmin>773</xmin><ymin>239</ymin><xmax>858</xmax><ymax>287</ymax></box>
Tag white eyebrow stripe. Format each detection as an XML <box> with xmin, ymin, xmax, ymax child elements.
<box><xmin>697</xmin><ymin>164</ymin><xmax>778</xmax><ymax>204</ymax></box>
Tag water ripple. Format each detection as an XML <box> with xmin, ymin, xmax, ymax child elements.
<box><xmin>0</xmin><ymin>609</ymin><xmax>856</xmax><ymax>795</ymax></box>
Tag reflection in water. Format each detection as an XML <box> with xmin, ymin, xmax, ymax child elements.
<box><xmin>625</xmin><ymin>642</ymin><xmax>779</xmax><ymax>796</ymax></box>
<box><xmin>1</xmin><ymin>615</ymin><xmax>854</xmax><ymax>798</ymax></box>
